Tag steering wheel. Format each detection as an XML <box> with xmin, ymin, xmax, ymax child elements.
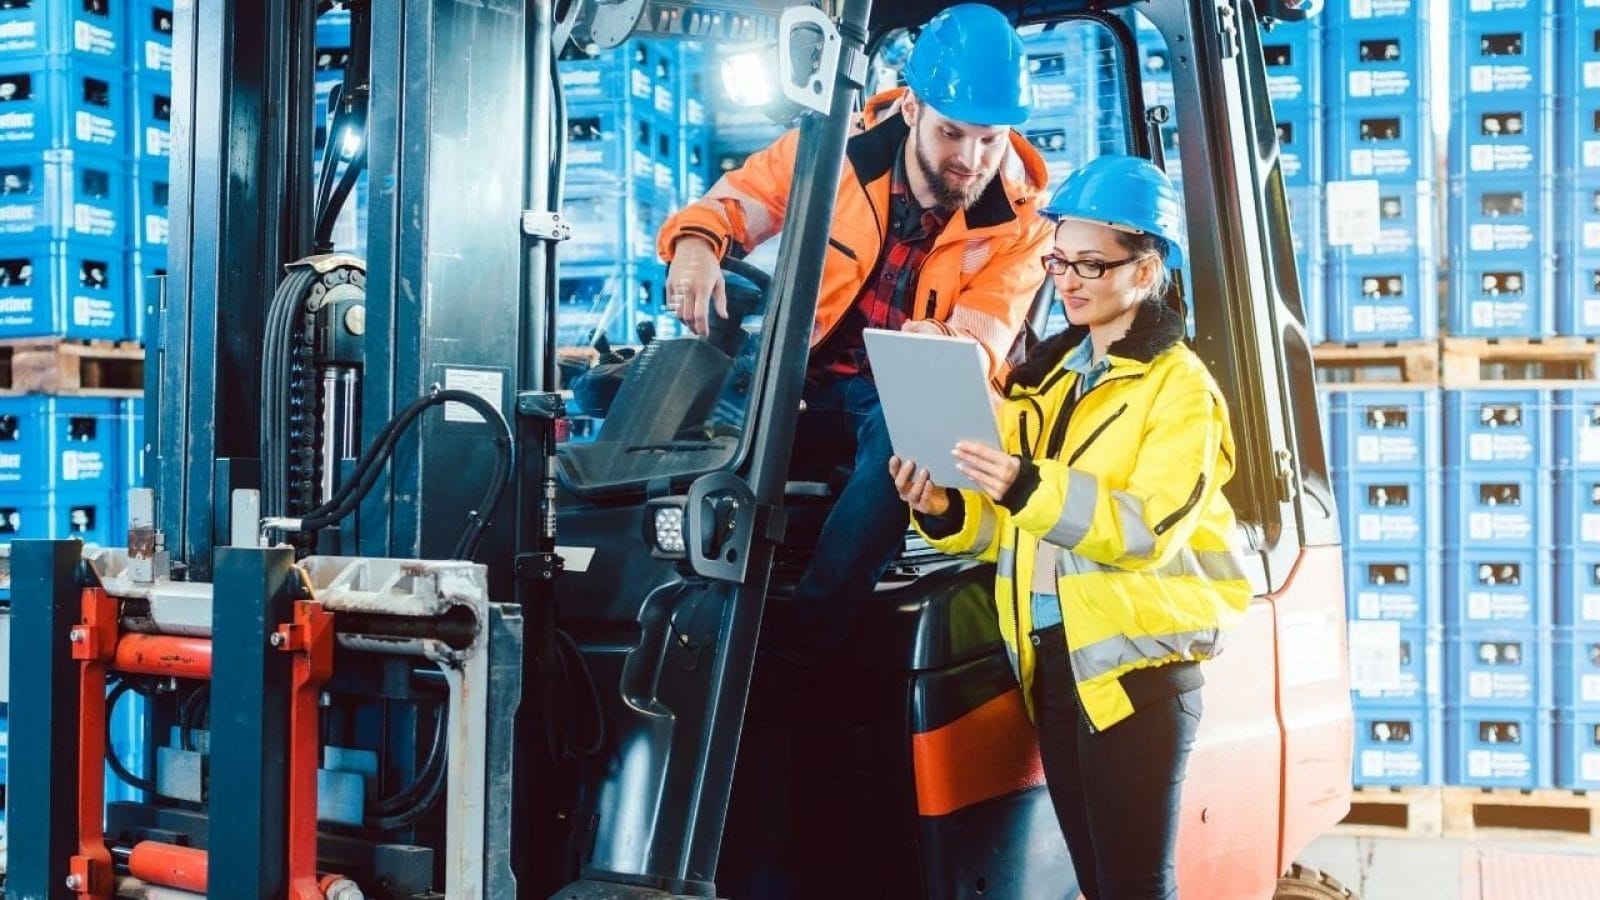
<box><xmin>709</xmin><ymin>256</ymin><xmax>772</xmax><ymax>357</ymax></box>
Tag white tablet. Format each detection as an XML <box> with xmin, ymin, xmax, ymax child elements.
<box><xmin>863</xmin><ymin>327</ymin><xmax>1003</xmax><ymax>488</ymax></box>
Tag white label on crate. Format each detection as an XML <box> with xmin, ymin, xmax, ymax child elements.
<box><xmin>62</xmin><ymin>450</ymin><xmax>105</xmax><ymax>482</ymax></box>
<box><xmin>1469</xmin><ymin>66</ymin><xmax>1494</xmax><ymax>94</ymax></box>
<box><xmin>1586</xmin><ymin>752</ymin><xmax>1600</xmax><ymax>783</ymax></box>
<box><xmin>1348</xmin><ymin>620</ymin><xmax>1402</xmax><ymax>691</ymax></box>
<box><xmin>1471</xmin><ymin>144</ymin><xmax>1535</xmax><ymax>173</ymax></box>
<box><xmin>1280</xmin><ymin>608</ymin><xmax>1343</xmax><ymax>686</ymax></box>
<box><xmin>1268</xmin><ymin>74</ymin><xmax>1303</xmax><ymax>103</ymax></box>
<box><xmin>1468</xmin><ymin>432</ymin><xmax>1532</xmax><ymax>463</ymax></box>
<box><xmin>630</xmin><ymin>70</ymin><xmax>651</xmax><ymax>100</ymax></box>
<box><xmin>1582</xmin><ymin>514</ymin><xmax>1600</xmax><ymax>543</ymax></box>
<box><xmin>74</xmin><ymin>21</ymin><xmax>115</xmax><ymax>56</ymax></box>
<box><xmin>568</xmin><ymin>147</ymin><xmax>603</xmax><ymax>166</ymax></box>
<box><xmin>0</xmin><ymin>21</ymin><xmax>35</xmax><ymax>53</ymax></box>
<box><xmin>1468</xmin><ymin>749</ymin><xmax>1492</xmax><ymax>778</ymax></box>
<box><xmin>685</xmin><ymin>97</ymin><xmax>706</xmax><ymax>127</ymax></box>
<box><xmin>654</xmin><ymin>85</ymin><xmax>673</xmax><ymax>116</ymax></box>
<box><xmin>1585</xmin><ymin>141</ymin><xmax>1600</xmax><ymax>170</ymax></box>
<box><xmin>1351</xmin><ymin>0</ymin><xmax>1374</xmax><ymax>17</ymax></box>
<box><xmin>1469</xmin><ymin>671</ymin><xmax>1494</xmax><ymax>699</ymax></box>
<box><xmin>1582</xmin><ymin>431</ymin><xmax>1600</xmax><ymax>465</ymax></box>
<box><xmin>442</xmin><ymin>368</ymin><xmax>504</xmax><ymax>424</ymax></box>
<box><xmin>1584</xmin><ymin>675</ymin><xmax>1600</xmax><ymax>704</ymax></box>
<box><xmin>0</xmin><ymin>295</ymin><xmax>33</xmax><ymax>322</ymax></box>
<box><xmin>74</xmin><ymin>202</ymin><xmax>114</xmax><ymax>239</ymax></box>
<box><xmin>1326</xmin><ymin>180</ymin><xmax>1381</xmax><ymax>247</ymax></box>
<box><xmin>72</xmin><ymin>293</ymin><xmax>113</xmax><ymax>328</ymax></box>
<box><xmin>1349</xmin><ymin>72</ymin><xmax>1374</xmax><ymax>99</ymax></box>
<box><xmin>562</xmin><ymin>69</ymin><xmax>601</xmax><ymax>88</ymax></box>
<box><xmin>1281</xmin><ymin>151</ymin><xmax>1302</xmax><ymax>180</ymax></box>
<box><xmin>1587</xmin><ymin>301</ymin><xmax>1600</xmax><ymax>328</ymax></box>
<box><xmin>145</xmin><ymin>213</ymin><xmax>168</xmax><ymax>247</ymax></box>
<box><xmin>1469</xmin><ymin>591</ymin><xmax>1494</xmax><ymax>620</ymax></box>
<box><xmin>146</xmin><ymin>41</ymin><xmax>173</xmax><ymax>74</ymax></box>
<box><xmin>1470</xmin><ymin>511</ymin><xmax>1531</xmax><ymax>542</ymax></box>
<box><xmin>1357</xmin><ymin>435</ymin><xmax>1381</xmax><ymax>463</ymax></box>
<box><xmin>1585</xmin><ymin>223</ymin><xmax>1600</xmax><ymax>252</ymax></box>
<box><xmin>1585</xmin><ymin>62</ymin><xmax>1600</xmax><ymax>90</ymax></box>
<box><xmin>1585</xmin><ymin>593</ymin><xmax>1600</xmax><ymax>623</ymax></box>
<box><xmin>77</xmin><ymin>111</ymin><xmax>116</xmax><ymax>146</ymax></box>
<box><xmin>1475</xmin><ymin>65</ymin><xmax>1534</xmax><ymax>94</ymax></box>
<box><xmin>0</xmin><ymin>452</ymin><xmax>20</xmax><ymax>479</ymax></box>
<box><xmin>145</xmin><ymin>127</ymin><xmax>170</xmax><ymax>158</ymax></box>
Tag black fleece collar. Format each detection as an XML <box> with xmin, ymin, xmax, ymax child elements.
<box><xmin>845</xmin><ymin>114</ymin><xmax>1017</xmax><ymax>230</ymax></box>
<box><xmin>1007</xmin><ymin>300</ymin><xmax>1188</xmax><ymax>391</ymax></box>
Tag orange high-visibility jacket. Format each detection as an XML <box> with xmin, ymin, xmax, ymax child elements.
<box><xmin>656</xmin><ymin>88</ymin><xmax>1054</xmax><ymax>386</ymax></box>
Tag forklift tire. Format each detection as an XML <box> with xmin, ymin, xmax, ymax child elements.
<box><xmin>1274</xmin><ymin>862</ymin><xmax>1358</xmax><ymax>899</ymax></box>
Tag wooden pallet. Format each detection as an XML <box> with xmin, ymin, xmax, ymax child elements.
<box><xmin>0</xmin><ymin>338</ymin><xmax>144</xmax><ymax>395</ymax></box>
<box><xmin>1335</xmin><ymin>786</ymin><xmax>1443</xmax><ymax>837</ymax></box>
<box><xmin>1441</xmin><ymin>787</ymin><xmax>1600</xmax><ymax>841</ymax></box>
<box><xmin>1440</xmin><ymin>336</ymin><xmax>1600</xmax><ymax>388</ymax></box>
<box><xmin>1313</xmin><ymin>341</ymin><xmax>1440</xmax><ymax>386</ymax></box>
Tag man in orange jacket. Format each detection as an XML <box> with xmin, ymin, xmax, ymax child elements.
<box><xmin>657</xmin><ymin>4</ymin><xmax>1053</xmax><ymax>657</ymax></box>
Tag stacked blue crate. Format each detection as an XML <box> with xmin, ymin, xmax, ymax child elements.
<box><xmin>1553</xmin><ymin>387</ymin><xmax>1600</xmax><ymax>786</ymax></box>
<box><xmin>1443</xmin><ymin>386</ymin><xmax>1556</xmax><ymax>787</ymax></box>
<box><xmin>1022</xmin><ymin>24</ymin><xmax>1109</xmax><ymax>189</ymax></box>
<box><xmin>1265</xmin><ymin>18</ymin><xmax>1325</xmax><ymax>343</ymax></box>
<box><xmin>1557</xmin><ymin>6</ymin><xmax>1600</xmax><ymax>335</ymax></box>
<box><xmin>1448</xmin><ymin>1</ymin><xmax>1557</xmax><ymax>337</ymax></box>
<box><xmin>131</xmin><ymin>0</ymin><xmax>170</xmax><ymax>344</ymax></box>
<box><xmin>0</xmin><ymin>395</ymin><xmax>121</xmax><ymax>548</ymax></box>
<box><xmin>1329</xmin><ymin>387</ymin><xmax>1444</xmax><ymax>785</ymax></box>
<box><xmin>1324</xmin><ymin>3</ymin><xmax>1436</xmax><ymax>342</ymax></box>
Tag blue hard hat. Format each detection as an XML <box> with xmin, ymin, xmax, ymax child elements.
<box><xmin>902</xmin><ymin>4</ymin><xmax>1032</xmax><ymax>127</ymax></box>
<box><xmin>1041</xmin><ymin>155</ymin><xmax>1186</xmax><ymax>268</ymax></box>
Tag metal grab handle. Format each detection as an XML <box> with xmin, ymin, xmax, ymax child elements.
<box><xmin>777</xmin><ymin>5</ymin><xmax>842</xmax><ymax>116</ymax></box>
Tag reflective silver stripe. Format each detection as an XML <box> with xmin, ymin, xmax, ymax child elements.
<box><xmin>703</xmin><ymin>182</ymin><xmax>779</xmax><ymax>246</ymax></box>
<box><xmin>1154</xmin><ymin>548</ymin><xmax>1249</xmax><ymax>583</ymax></box>
<box><xmin>1070</xmin><ymin>628</ymin><xmax>1227</xmax><ymax>680</ymax></box>
<box><xmin>972</xmin><ymin>502</ymin><xmax>999</xmax><ymax>553</ymax></box>
<box><xmin>1113</xmin><ymin>490</ymin><xmax>1156</xmax><ymax>558</ymax></box>
<box><xmin>946</xmin><ymin>305</ymin><xmax>1013</xmax><ymax>355</ymax></box>
<box><xmin>997</xmin><ymin>545</ymin><xmax>1017</xmax><ymax>580</ymax></box>
<box><xmin>1055</xmin><ymin>547</ymin><xmax>1114</xmax><ymax>576</ymax></box>
<box><xmin>1045</xmin><ymin>468</ymin><xmax>1099</xmax><ymax>547</ymax></box>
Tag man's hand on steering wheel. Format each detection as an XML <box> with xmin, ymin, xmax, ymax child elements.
<box><xmin>666</xmin><ymin>235</ymin><xmax>728</xmax><ymax>336</ymax></box>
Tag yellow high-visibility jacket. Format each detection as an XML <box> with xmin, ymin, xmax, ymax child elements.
<box><xmin>915</xmin><ymin>301</ymin><xmax>1252</xmax><ymax>731</ymax></box>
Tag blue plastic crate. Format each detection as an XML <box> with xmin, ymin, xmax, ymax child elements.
<box><xmin>120</xmin><ymin>395</ymin><xmax>143</xmax><ymax>490</ymax></box>
<box><xmin>1462</xmin><ymin>0</ymin><xmax>1555</xmax><ymax>20</ymax></box>
<box><xmin>1136</xmin><ymin>36</ymin><xmax>1175</xmax><ymax>112</ymax></box>
<box><xmin>1555</xmin><ymin>709</ymin><xmax>1600</xmax><ymax>789</ymax></box>
<box><xmin>0</xmin><ymin>395</ymin><xmax>118</xmax><ymax>491</ymax></box>
<box><xmin>1444</xmin><ymin>466</ymin><xmax>1552</xmax><ymax>551</ymax></box>
<box><xmin>315</xmin><ymin>5</ymin><xmax>349</xmax><ymax>45</ymax></box>
<box><xmin>1452</xmin><ymin>96</ymin><xmax>1555</xmax><ymax>177</ymax></box>
<box><xmin>1025</xmin><ymin>28</ymin><xmax>1097</xmax><ymax>116</ymax></box>
<box><xmin>678</xmin><ymin>125</ymin><xmax>712</xmax><ymax>204</ymax></box>
<box><xmin>1556</xmin><ymin>95</ymin><xmax>1600</xmax><ymax>178</ymax></box>
<box><xmin>1285</xmin><ymin>184</ymin><xmax>1325</xmax><ymax>342</ymax></box>
<box><xmin>1355</xmin><ymin>625</ymin><xmax>1442</xmax><ymax>707</ymax></box>
<box><xmin>561</xmin><ymin>187</ymin><xmax>667</xmax><ymax>266</ymax></box>
<box><xmin>1274</xmin><ymin>104</ymin><xmax>1322</xmax><ymax>187</ymax></box>
<box><xmin>1023</xmin><ymin>117</ymin><xmax>1100</xmax><ymax>187</ymax></box>
<box><xmin>1328</xmin><ymin>388</ymin><xmax>1440</xmax><ymax>471</ymax></box>
<box><xmin>1327</xmin><ymin>102</ymin><xmax>1433</xmax><ymax>181</ymax></box>
<box><xmin>1447</xmin><ymin>251</ymin><xmax>1556</xmax><ymax>337</ymax></box>
<box><xmin>558</xmin><ymin>41</ymin><xmax>659</xmax><ymax>108</ymax></box>
<box><xmin>1446</xmin><ymin>548</ymin><xmax>1552</xmax><ymax>629</ymax></box>
<box><xmin>134</xmin><ymin>167</ymin><xmax>164</xmax><ymax>251</ymax></box>
<box><xmin>1446</xmin><ymin>705</ymin><xmax>1553</xmax><ymax>789</ymax></box>
<box><xmin>1446</xmin><ymin>627</ymin><xmax>1552</xmax><ymax>708</ymax></box>
<box><xmin>1444</xmin><ymin>388</ymin><xmax>1552</xmax><ymax>468</ymax></box>
<box><xmin>1556</xmin><ymin>474</ymin><xmax>1600</xmax><ymax>556</ymax></box>
<box><xmin>132</xmin><ymin>0</ymin><xmax>173</xmax><ymax>77</ymax></box>
<box><xmin>1451</xmin><ymin>174</ymin><xmax>1552</xmax><ymax>258</ymax></box>
<box><xmin>1329</xmin><ymin>22</ymin><xmax>1430</xmax><ymax>107</ymax></box>
<box><xmin>1263</xmin><ymin>24</ymin><xmax>1322</xmax><ymax>106</ymax></box>
<box><xmin>0</xmin><ymin>56</ymin><xmax>130</xmax><ymax>154</ymax></box>
<box><xmin>1554</xmin><ymin>389</ymin><xmax>1600</xmax><ymax>469</ymax></box>
<box><xmin>0</xmin><ymin>149</ymin><xmax>131</xmax><ymax>245</ymax></box>
<box><xmin>1560</xmin><ymin>252</ymin><xmax>1600</xmax><ymax>336</ymax></box>
<box><xmin>557</xmin><ymin>261</ymin><xmax>668</xmax><ymax>350</ymax></box>
<box><xmin>1327</xmin><ymin>255</ymin><xmax>1436</xmax><ymax>342</ymax></box>
<box><xmin>1335</xmin><ymin>468</ymin><xmax>1440</xmax><ymax>551</ymax></box>
<box><xmin>131</xmin><ymin>76</ymin><xmax>168</xmax><ymax>161</ymax></box>
<box><xmin>0</xmin><ymin>487</ymin><xmax>117</xmax><ymax>546</ymax></box>
<box><xmin>1354</xmin><ymin>703</ymin><xmax>1441</xmax><ymax>787</ymax></box>
<box><xmin>0</xmin><ymin>239</ymin><xmax>128</xmax><ymax>338</ymax></box>
<box><xmin>1556</xmin><ymin>549</ymin><xmax>1600</xmax><ymax>629</ymax></box>
<box><xmin>566</xmin><ymin>101</ymin><xmax>666</xmax><ymax>188</ymax></box>
<box><xmin>1554</xmin><ymin>626</ymin><xmax>1600</xmax><ymax>709</ymax></box>
<box><xmin>1331</xmin><ymin>0</ymin><xmax>1428</xmax><ymax>24</ymax></box>
<box><xmin>1452</xmin><ymin>18</ymin><xmax>1554</xmax><ymax>99</ymax></box>
<box><xmin>1347</xmin><ymin>550</ymin><xmax>1443</xmax><ymax>628</ymax></box>
<box><xmin>0</xmin><ymin>0</ymin><xmax>126</xmax><ymax>63</ymax></box>
<box><xmin>1330</xmin><ymin>178</ymin><xmax>1435</xmax><ymax>262</ymax></box>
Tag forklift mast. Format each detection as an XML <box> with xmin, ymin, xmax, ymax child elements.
<box><xmin>2</xmin><ymin>1</ymin><xmax>1349</xmax><ymax>899</ymax></box>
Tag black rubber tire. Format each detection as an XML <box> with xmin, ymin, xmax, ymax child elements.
<box><xmin>1274</xmin><ymin>861</ymin><xmax>1359</xmax><ymax>899</ymax></box>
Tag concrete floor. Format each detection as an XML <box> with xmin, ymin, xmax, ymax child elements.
<box><xmin>1301</xmin><ymin>832</ymin><xmax>1600</xmax><ymax>900</ymax></box>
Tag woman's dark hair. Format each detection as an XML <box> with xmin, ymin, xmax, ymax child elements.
<box><xmin>1110</xmin><ymin>229</ymin><xmax>1173</xmax><ymax>304</ymax></box>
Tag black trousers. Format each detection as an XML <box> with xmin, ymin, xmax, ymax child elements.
<box><xmin>1028</xmin><ymin>625</ymin><xmax>1202</xmax><ymax>900</ymax></box>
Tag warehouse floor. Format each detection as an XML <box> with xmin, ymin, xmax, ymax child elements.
<box><xmin>1302</xmin><ymin>833</ymin><xmax>1600</xmax><ymax>900</ymax></box>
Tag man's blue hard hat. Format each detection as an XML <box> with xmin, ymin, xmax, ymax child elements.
<box><xmin>901</xmin><ymin>4</ymin><xmax>1033</xmax><ymax>127</ymax></box>
<box><xmin>1041</xmin><ymin>155</ymin><xmax>1186</xmax><ymax>268</ymax></box>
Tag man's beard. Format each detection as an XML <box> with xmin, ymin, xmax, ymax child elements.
<box><xmin>914</xmin><ymin>129</ymin><xmax>998</xmax><ymax>211</ymax></box>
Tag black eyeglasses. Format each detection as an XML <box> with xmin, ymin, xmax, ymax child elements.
<box><xmin>1040</xmin><ymin>255</ymin><xmax>1143</xmax><ymax>279</ymax></box>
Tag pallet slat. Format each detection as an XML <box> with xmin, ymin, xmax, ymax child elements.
<box><xmin>1440</xmin><ymin>787</ymin><xmax>1600</xmax><ymax>842</ymax></box>
<box><xmin>1336</xmin><ymin>786</ymin><xmax>1444</xmax><ymax>837</ymax></box>
<box><xmin>0</xmin><ymin>338</ymin><xmax>145</xmax><ymax>395</ymax></box>
<box><xmin>1440</xmin><ymin>337</ymin><xmax>1600</xmax><ymax>388</ymax></box>
<box><xmin>1313</xmin><ymin>341</ymin><xmax>1440</xmax><ymax>386</ymax></box>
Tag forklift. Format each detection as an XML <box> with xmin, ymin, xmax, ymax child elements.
<box><xmin>3</xmin><ymin>1</ymin><xmax>1353</xmax><ymax>898</ymax></box>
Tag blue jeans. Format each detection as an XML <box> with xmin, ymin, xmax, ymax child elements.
<box><xmin>784</xmin><ymin>375</ymin><xmax>909</xmax><ymax>652</ymax></box>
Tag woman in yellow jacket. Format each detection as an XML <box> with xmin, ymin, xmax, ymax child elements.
<box><xmin>891</xmin><ymin>155</ymin><xmax>1252</xmax><ymax>900</ymax></box>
